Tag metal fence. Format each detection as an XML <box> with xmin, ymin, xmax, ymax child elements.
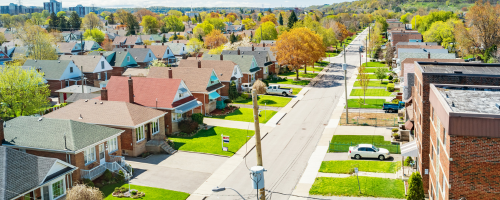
<box><xmin>339</xmin><ymin>117</ymin><xmax>398</xmax><ymax>127</ymax></box>
<box><xmin>329</xmin><ymin>142</ymin><xmax>400</xmax><ymax>154</ymax></box>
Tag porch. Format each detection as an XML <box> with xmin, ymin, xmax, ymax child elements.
<box><xmin>80</xmin><ymin>156</ymin><xmax>133</xmax><ymax>181</ymax></box>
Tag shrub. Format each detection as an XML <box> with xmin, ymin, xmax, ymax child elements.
<box><xmin>66</xmin><ymin>184</ymin><xmax>103</xmax><ymax>200</ymax></box>
<box><xmin>392</xmin><ymin>128</ymin><xmax>398</xmax><ymax>132</ymax></box>
<box><xmin>178</xmin><ymin>120</ymin><xmax>199</xmax><ymax>134</ymax></box>
<box><xmin>117</xmin><ymin>170</ymin><xmax>125</xmax><ymax>183</ymax></box>
<box><xmin>407</xmin><ymin>172</ymin><xmax>425</xmax><ymax>200</ymax></box>
<box><xmin>103</xmin><ymin>169</ymin><xmax>112</xmax><ymax>181</ymax></box>
<box><xmin>82</xmin><ymin>179</ymin><xmax>94</xmax><ymax>188</ymax></box>
<box><xmin>95</xmin><ymin>183</ymin><xmax>103</xmax><ymax>188</ymax></box>
<box><xmin>223</xmin><ymin>99</ymin><xmax>232</xmax><ymax>103</ymax></box>
<box><xmin>393</xmin><ymin>78</ymin><xmax>399</xmax><ymax>83</ymax></box>
<box><xmin>191</xmin><ymin>113</ymin><xmax>204</xmax><ymax>124</ymax></box>
<box><xmin>262</xmin><ymin>79</ymin><xmax>270</xmax><ymax>86</ymax></box>
<box><xmin>131</xmin><ymin>190</ymin><xmax>137</xmax><ymax>195</ymax></box>
<box><xmin>388</xmin><ymin>75</ymin><xmax>393</xmax><ymax>80</ymax></box>
<box><xmin>120</xmin><ymin>187</ymin><xmax>128</xmax><ymax>193</ymax></box>
<box><xmin>393</xmin><ymin>133</ymin><xmax>400</xmax><ymax>139</ymax></box>
<box><xmin>240</xmin><ymin>93</ymin><xmax>249</xmax><ymax>99</ymax></box>
<box><xmin>404</xmin><ymin>156</ymin><xmax>413</xmax><ymax>166</ymax></box>
<box><xmin>387</xmin><ymin>83</ymin><xmax>395</xmax><ymax>92</ymax></box>
<box><xmin>114</xmin><ymin>187</ymin><xmax>121</xmax><ymax>193</ymax></box>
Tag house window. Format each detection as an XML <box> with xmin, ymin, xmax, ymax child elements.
<box><xmin>101</xmin><ymin>61</ymin><xmax>105</xmax><ymax>69</ymax></box>
<box><xmin>172</xmin><ymin>113</ymin><xmax>183</xmax><ymax>122</ymax></box>
<box><xmin>97</xmin><ymin>73</ymin><xmax>101</xmax><ymax>80</ymax></box>
<box><xmin>70</xmin><ymin>67</ymin><xmax>73</xmax><ymax>73</ymax></box>
<box><xmin>65</xmin><ymin>80</ymin><xmax>70</xmax><ymax>87</ymax></box>
<box><xmin>52</xmin><ymin>179</ymin><xmax>65</xmax><ymax>199</ymax></box>
<box><xmin>152</xmin><ymin>119</ymin><xmax>160</xmax><ymax>134</ymax></box>
<box><xmin>108</xmin><ymin>137</ymin><xmax>118</xmax><ymax>153</ymax></box>
<box><xmin>443</xmin><ymin>129</ymin><xmax>446</xmax><ymax>146</ymax></box>
<box><xmin>84</xmin><ymin>147</ymin><xmax>96</xmax><ymax>165</ymax></box>
<box><xmin>167</xmin><ymin>49</ymin><xmax>170</xmax><ymax>54</ymax></box>
<box><xmin>127</xmin><ymin>56</ymin><xmax>130</xmax><ymax>62</ymax></box>
<box><xmin>136</xmin><ymin>125</ymin><xmax>145</xmax><ymax>142</ymax></box>
<box><xmin>442</xmin><ymin>174</ymin><xmax>446</xmax><ymax>194</ymax></box>
<box><xmin>149</xmin><ymin>53</ymin><xmax>152</xmax><ymax>57</ymax></box>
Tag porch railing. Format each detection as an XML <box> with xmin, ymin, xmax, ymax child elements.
<box><xmin>80</xmin><ymin>161</ymin><xmax>132</xmax><ymax>181</ymax></box>
<box><xmin>109</xmin><ymin>155</ymin><xmax>133</xmax><ymax>174</ymax></box>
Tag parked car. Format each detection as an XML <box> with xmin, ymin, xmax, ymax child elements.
<box><xmin>348</xmin><ymin>144</ymin><xmax>391</xmax><ymax>160</ymax></box>
<box><xmin>241</xmin><ymin>83</ymin><xmax>252</xmax><ymax>92</ymax></box>
<box><xmin>266</xmin><ymin>85</ymin><xmax>293</xmax><ymax>96</ymax></box>
<box><xmin>383</xmin><ymin>101</ymin><xmax>405</xmax><ymax>113</ymax></box>
<box><xmin>359</xmin><ymin>46</ymin><xmax>364</xmax><ymax>52</ymax></box>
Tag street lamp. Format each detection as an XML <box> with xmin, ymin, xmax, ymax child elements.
<box><xmin>212</xmin><ymin>187</ymin><xmax>246</xmax><ymax>200</ymax></box>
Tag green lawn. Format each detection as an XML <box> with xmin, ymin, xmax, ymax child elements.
<box><xmin>319</xmin><ymin>160</ymin><xmax>401</xmax><ymax>174</ymax></box>
<box><xmin>353</xmin><ymin>81</ymin><xmax>389</xmax><ymax>87</ymax></box>
<box><xmin>363</xmin><ymin>67</ymin><xmax>389</xmax><ymax>73</ymax></box>
<box><xmin>292</xmin><ymin>88</ymin><xmax>302</xmax><ymax>95</ymax></box>
<box><xmin>281</xmin><ymin>71</ymin><xmax>319</xmax><ymax>79</ymax></box>
<box><xmin>232</xmin><ymin>95</ymin><xmax>292</xmax><ymax>107</ymax></box>
<box><xmin>356</xmin><ymin>74</ymin><xmax>386</xmax><ymax>79</ymax></box>
<box><xmin>209</xmin><ymin>108</ymin><xmax>277</xmax><ymax>123</ymax></box>
<box><xmin>170</xmin><ymin>127</ymin><xmax>255</xmax><ymax>156</ymax></box>
<box><xmin>101</xmin><ymin>183</ymin><xmax>190</xmax><ymax>200</ymax></box>
<box><xmin>314</xmin><ymin>61</ymin><xmax>329</xmax><ymax>67</ymax></box>
<box><xmin>309</xmin><ymin>177</ymin><xmax>405</xmax><ymax>198</ymax></box>
<box><xmin>350</xmin><ymin>89</ymin><xmax>392</xmax><ymax>96</ymax></box>
<box><xmin>347</xmin><ymin>99</ymin><xmax>386</xmax><ymax>109</ymax></box>
<box><xmin>326</xmin><ymin>50</ymin><xmax>340</xmax><ymax>57</ymax></box>
<box><xmin>307</xmin><ymin>66</ymin><xmax>324</xmax><ymax>72</ymax></box>
<box><xmin>268</xmin><ymin>78</ymin><xmax>310</xmax><ymax>86</ymax></box>
<box><xmin>328</xmin><ymin>135</ymin><xmax>400</xmax><ymax>154</ymax></box>
<box><xmin>361</xmin><ymin>62</ymin><xmax>386</xmax><ymax>68</ymax></box>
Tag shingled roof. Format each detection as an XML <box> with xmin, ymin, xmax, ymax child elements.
<box><xmin>113</xmin><ymin>48</ymin><xmax>152</xmax><ymax>63</ymax></box>
<box><xmin>202</xmin><ymin>54</ymin><xmax>260</xmax><ymax>74</ymax></box>
<box><xmin>23</xmin><ymin>60</ymin><xmax>78</xmax><ymax>80</ymax></box>
<box><xmin>178</xmin><ymin>60</ymin><xmax>238</xmax><ymax>82</ymax></box>
<box><xmin>59</xmin><ymin>55</ymin><xmax>106</xmax><ymax>73</ymax></box>
<box><xmin>148</xmin><ymin>67</ymin><xmax>224</xmax><ymax>93</ymax></box>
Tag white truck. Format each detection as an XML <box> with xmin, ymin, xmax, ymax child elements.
<box><xmin>266</xmin><ymin>85</ymin><xmax>293</xmax><ymax>96</ymax></box>
<box><xmin>241</xmin><ymin>83</ymin><xmax>252</xmax><ymax>92</ymax></box>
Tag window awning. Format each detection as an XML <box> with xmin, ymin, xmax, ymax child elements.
<box><xmin>208</xmin><ymin>91</ymin><xmax>221</xmax><ymax>100</ymax></box>
<box><xmin>174</xmin><ymin>100</ymin><xmax>202</xmax><ymax>114</ymax></box>
<box><xmin>401</xmin><ymin>140</ymin><xmax>419</xmax><ymax>157</ymax></box>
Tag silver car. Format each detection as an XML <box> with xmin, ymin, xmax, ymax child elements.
<box><xmin>348</xmin><ymin>144</ymin><xmax>391</xmax><ymax>160</ymax></box>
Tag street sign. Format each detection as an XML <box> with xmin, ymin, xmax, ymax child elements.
<box><xmin>223</xmin><ymin>136</ymin><xmax>229</xmax><ymax>143</ymax></box>
<box><xmin>354</xmin><ymin>167</ymin><xmax>358</xmax><ymax>174</ymax></box>
<box><xmin>222</xmin><ymin>147</ymin><xmax>228</xmax><ymax>151</ymax></box>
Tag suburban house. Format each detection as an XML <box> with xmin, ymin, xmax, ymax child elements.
<box><xmin>114</xmin><ymin>35</ymin><xmax>144</xmax><ymax>48</ymax></box>
<box><xmin>44</xmin><ymin>99</ymin><xmax>167</xmax><ymax>157</ymax></box>
<box><xmin>65</xmin><ymin>93</ymin><xmax>101</xmax><ymax>103</ymax></box>
<box><xmin>409</xmin><ymin>62</ymin><xmax>500</xmax><ymax>194</ymax></box>
<box><xmin>387</xmin><ymin>19</ymin><xmax>404</xmax><ymax>29</ymax></box>
<box><xmin>222</xmin><ymin>50</ymin><xmax>272</xmax><ymax>79</ymax></box>
<box><xmin>55</xmin><ymin>85</ymin><xmax>101</xmax><ymax>103</ymax></box>
<box><xmin>225</xmin><ymin>25</ymin><xmax>244</xmax><ymax>33</ymax></box>
<box><xmin>0</xmin><ymin>146</ymin><xmax>77</xmax><ymax>200</ymax></box>
<box><xmin>2</xmin><ymin>116</ymin><xmax>131</xmax><ymax>183</ymax></box>
<box><xmin>148</xmin><ymin>67</ymin><xmax>224</xmax><ymax>115</ymax></box>
<box><xmin>23</xmin><ymin>60</ymin><xmax>83</xmax><ymax>96</ymax></box>
<box><xmin>133</xmin><ymin>44</ymin><xmax>176</xmax><ymax>64</ymax></box>
<box><xmin>112</xmin><ymin>36</ymin><xmax>128</xmax><ymax>48</ymax></box>
<box><xmin>203</xmin><ymin>54</ymin><xmax>261</xmax><ymax>84</ymax></box>
<box><xmin>56</xmin><ymin>42</ymin><xmax>83</xmax><ymax>55</ymax></box>
<box><xmin>424</xmin><ymin>84</ymin><xmax>500</xmax><ymax>200</ymax></box>
<box><xmin>113</xmin><ymin>48</ymin><xmax>156</xmax><ymax>68</ymax></box>
<box><xmin>104</xmin><ymin>76</ymin><xmax>202</xmax><ymax>134</ymax></box>
<box><xmin>238</xmin><ymin>46</ymin><xmax>279</xmax><ymax>74</ymax></box>
<box><xmin>178</xmin><ymin>59</ymin><xmax>243</xmax><ymax>96</ymax></box>
<box><xmin>395</xmin><ymin>44</ymin><xmax>443</xmax><ymax>55</ymax></box>
<box><xmin>0</xmin><ymin>49</ymin><xmax>11</xmax><ymax>65</ymax></box>
<box><xmin>166</xmin><ymin>42</ymin><xmax>189</xmax><ymax>61</ymax></box>
<box><xmin>79</xmin><ymin>40</ymin><xmax>102</xmax><ymax>52</ymax></box>
<box><xmin>59</xmin><ymin>55</ymin><xmax>114</xmax><ymax>87</ymax></box>
<box><xmin>391</xmin><ymin>32</ymin><xmax>423</xmax><ymax>46</ymax></box>
<box><xmin>88</xmin><ymin>50</ymin><xmax>139</xmax><ymax>76</ymax></box>
<box><xmin>397</xmin><ymin>48</ymin><xmax>449</xmax><ymax>59</ymax></box>
<box><xmin>396</xmin><ymin>52</ymin><xmax>457</xmax><ymax>69</ymax></box>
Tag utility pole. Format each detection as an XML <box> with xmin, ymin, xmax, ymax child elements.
<box><xmin>344</xmin><ymin>44</ymin><xmax>348</xmax><ymax>124</ymax></box>
<box><xmin>80</xmin><ymin>32</ymin><xmax>83</xmax><ymax>55</ymax></box>
<box><xmin>251</xmin><ymin>89</ymin><xmax>265</xmax><ymax>200</ymax></box>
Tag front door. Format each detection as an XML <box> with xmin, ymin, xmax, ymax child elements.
<box><xmin>42</xmin><ymin>185</ymin><xmax>49</xmax><ymax>200</ymax></box>
<box><xmin>99</xmin><ymin>144</ymin><xmax>105</xmax><ymax>165</ymax></box>
<box><xmin>145</xmin><ymin>124</ymin><xmax>151</xmax><ymax>141</ymax></box>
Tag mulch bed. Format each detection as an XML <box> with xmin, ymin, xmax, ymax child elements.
<box><xmin>209</xmin><ymin>105</ymin><xmax>239</xmax><ymax>116</ymax></box>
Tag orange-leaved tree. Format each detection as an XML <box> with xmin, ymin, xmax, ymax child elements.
<box><xmin>204</xmin><ymin>29</ymin><xmax>228</xmax><ymax>49</ymax></box>
<box><xmin>261</xmin><ymin>14</ymin><xmax>278</xmax><ymax>25</ymax></box>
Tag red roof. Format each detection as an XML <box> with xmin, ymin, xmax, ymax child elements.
<box><xmin>105</xmin><ymin>76</ymin><xmax>196</xmax><ymax>109</ymax></box>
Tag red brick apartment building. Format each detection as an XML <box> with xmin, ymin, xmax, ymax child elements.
<box><xmin>411</xmin><ymin>62</ymin><xmax>500</xmax><ymax>194</ymax></box>
<box><xmin>428</xmin><ymin>84</ymin><xmax>500</xmax><ymax>200</ymax></box>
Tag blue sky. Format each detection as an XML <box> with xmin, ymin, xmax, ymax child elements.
<box><xmin>20</xmin><ymin>0</ymin><xmax>354</xmax><ymax>8</ymax></box>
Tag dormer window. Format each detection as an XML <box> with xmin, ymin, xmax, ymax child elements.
<box><xmin>70</xmin><ymin>67</ymin><xmax>73</xmax><ymax>73</ymax></box>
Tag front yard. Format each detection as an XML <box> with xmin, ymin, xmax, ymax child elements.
<box><xmin>268</xmin><ymin>78</ymin><xmax>311</xmax><ymax>86</ymax></box>
<box><xmin>314</xmin><ymin>61</ymin><xmax>329</xmax><ymax>67</ymax></box>
<box><xmin>350</xmin><ymin>89</ymin><xmax>393</xmax><ymax>97</ymax></box>
<box><xmin>170</xmin><ymin>127</ymin><xmax>255</xmax><ymax>157</ymax></box>
<box><xmin>347</xmin><ymin>99</ymin><xmax>386</xmax><ymax>109</ymax></box>
<box><xmin>319</xmin><ymin>160</ymin><xmax>401</xmax><ymax>174</ymax></box>
<box><xmin>361</xmin><ymin>62</ymin><xmax>386</xmax><ymax>68</ymax></box>
<box><xmin>353</xmin><ymin>81</ymin><xmax>389</xmax><ymax>87</ymax></box>
<box><xmin>232</xmin><ymin>95</ymin><xmax>292</xmax><ymax>107</ymax></box>
<box><xmin>208</xmin><ymin>108</ymin><xmax>277</xmax><ymax>123</ymax></box>
<box><xmin>281</xmin><ymin>71</ymin><xmax>319</xmax><ymax>79</ymax></box>
<box><xmin>309</xmin><ymin>177</ymin><xmax>405</xmax><ymax>198</ymax></box>
<box><xmin>101</xmin><ymin>183</ymin><xmax>190</xmax><ymax>200</ymax></box>
<box><xmin>363</xmin><ymin>67</ymin><xmax>389</xmax><ymax>73</ymax></box>
<box><xmin>292</xmin><ymin>88</ymin><xmax>302</xmax><ymax>95</ymax></box>
<box><xmin>328</xmin><ymin>135</ymin><xmax>400</xmax><ymax>154</ymax></box>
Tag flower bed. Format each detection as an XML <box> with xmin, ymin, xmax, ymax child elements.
<box><xmin>209</xmin><ymin>105</ymin><xmax>239</xmax><ymax>116</ymax></box>
<box><xmin>112</xmin><ymin>187</ymin><xmax>146</xmax><ymax>199</ymax></box>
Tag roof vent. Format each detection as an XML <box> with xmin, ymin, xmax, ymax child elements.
<box><xmin>496</xmin><ymin>103</ymin><xmax>500</xmax><ymax>109</ymax></box>
<box><xmin>220</xmin><ymin>73</ymin><xmax>223</xmax><ymax>76</ymax></box>
<box><xmin>94</xmin><ymin>102</ymin><xmax>97</xmax><ymax>104</ymax></box>
<box><xmin>85</xmin><ymin>99</ymin><xmax>88</xmax><ymax>102</ymax></box>
<box><xmin>38</xmin><ymin>117</ymin><xmax>43</xmax><ymax>121</ymax></box>
<box><xmin>58</xmin><ymin>60</ymin><xmax>60</xmax><ymax>63</ymax></box>
<box><xmin>445</xmin><ymin>93</ymin><xmax>449</xmax><ymax>98</ymax></box>
<box><xmin>79</xmin><ymin>114</ymin><xmax>83</xmax><ymax>119</ymax></box>
<box><xmin>93</xmin><ymin>56</ymin><xmax>95</xmax><ymax>58</ymax></box>
<box><xmin>451</xmin><ymin>101</ymin><xmax>455</xmax><ymax>107</ymax></box>
<box><xmin>454</xmin><ymin>71</ymin><xmax>463</xmax><ymax>74</ymax></box>
<box><xmin>100</xmin><ymin>102</ymin><xmax>103</xmax><ymax>104</ymax></box>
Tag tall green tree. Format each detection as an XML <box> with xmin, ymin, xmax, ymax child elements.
<box><xmin>125</xmin><ymin>13</ymin><xmax>139</xmax><ymax>36</ymax></box>
<box><xmin>230</xmin><ymin>32</ymin><xmax>237</xmax><ymax>43</ymax></box>
<box><xmin>287</xmin><ymin>11</ymin><xmax>298</xmax><ymax>29</ymax></box>
<box><xmin>106</xmin><ymin>13</ymin><xmax>115</xmax><ymax>25</ymax></box>
<box><xmin>407</xmin><ymin>172</ymin><xmax>424</xmax><ymax>200</ymax></box>
<box><xmin>0</xmin><ymin>63</ymin><xmax>50</xmax><ymax>118</ymax></box>
<box><xmin>56</xmin><ymin>11</ymin><xmax>66</xmax><ymax>17</ymax></box>
<box><xmin>83</xmin><ymin>28</ymin><xmax>105</xmax><ymax>43</ymax></box>
<box><xmin>48</xmin><ymin>12</ymin><xmax>59</xmax><ymax>31</ymax></box>
<box><xmin>69</xmin><ymin>11</ymin><xmax>81</xmax><ymax>30</ymax></box>
<box><xmin>254</xmin><ymin>21</ymin><xmax>278</xmax><ymax>43</ymax></box>
<box><xmin>58</xmin><ymin>15</ymin><xmax>69</xmax><ymax>30</ymax></box>
<box><xmin>375</xmin><ymin>67</ymin><xmax>387</xmax><ymax>83</ymax></box>
<box><xmin>163</xmin><ymin>15</ymin><xmax>184</xmax><ymax>32</ymax></box>
<box><xmin>278</xmin><ymin>13</ymin><xmax>283</xmax><ymax>25</ymax></box>
<box><xmin>141</xmin><ymin>15</ymin><xmax>159</xmax><ymax>34</ymax></box>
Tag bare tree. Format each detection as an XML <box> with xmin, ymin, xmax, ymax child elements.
<box><xmin>358</xmin><ymin>64</ymin><xmax>370</xmax><ymax>103</ymax></box>
<box><xmin>66</xmin><ymin>184</ymin><xmax>103</xmax><ymax>200</ymax></box>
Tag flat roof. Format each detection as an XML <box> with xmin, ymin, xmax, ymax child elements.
<box><xmin>435</xmin><ymin>85</ymin><xmax>500</xmax><ymax>114</ymax></box>
<box><xmin>417</xmin><ymin>62</ymin><xmax>500</xmax><ymax>75</ymax></box>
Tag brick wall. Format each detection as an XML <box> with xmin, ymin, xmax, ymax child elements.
<box><xmin>241</xmin><ymin>73</ymin><xmax>251</xmax><ymax>84</ymax></box>
<box><xmin>47</xmin><ymin>80</ymin><xmax>64</xmax><ymax>96</ymax></box>
<box><xmin>165</xmin><ymin>111</ymin><xmax>173</xmax><ymax>135</ymax></box>
<box><xmin>192</xmin><ymin>93</ymin><xmax>207</xmax><ymax>115</ymax></box>
<box><xmin>220</xmin><ymin>82</ymin><xmax>230</xmax><ymax>96</ymax></box>
<box><xmin>109</xmin><ymin>66</ymin><xmax>126</xmax><ymax>77</ymax></box>
<box><xmin>257</xmin><ymin>68</ymin><xmax>264</xmax><ymax>80</ymax></box>
<box><xmin>120</xmin><ymin>128</ymin><xmax>134</xmax><ymax>151</ymax></box>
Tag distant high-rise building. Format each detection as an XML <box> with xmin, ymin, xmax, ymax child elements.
<box><xmin>43</xmin><ymin>0</ymin><xmax>61</xmax><ymax>14</ymax></box>
<box><xmin>69</xmin><ymin>4</ymin><xmax>91</xmax><ymax>17</ymax></box>
<box><xmin>0</xmin><ymin>3</ymin><xmax>40</xmax><ymax>14</ymax></box>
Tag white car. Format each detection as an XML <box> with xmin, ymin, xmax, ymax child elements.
<box><xmin>241</xmin><ymin>83</ymin><xmax>252</xmax><ymax>92</ymax></box>
<box><xmin>348</xmin><ymin>144</ymin><xmax>391</xmax><ymax>160</ymax></box>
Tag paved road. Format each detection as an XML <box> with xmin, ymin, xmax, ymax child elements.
<box><xmin>207</xmin><ymin>29</ymin><xmax>370</xmax><ymax>200</ymax></box>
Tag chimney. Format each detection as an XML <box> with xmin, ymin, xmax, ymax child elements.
<box><xmin>177</xmin><ymin>41</ymin><xmax>179</xmax><ymax>43</ymax></box>
<box><xmin>4</xmin><ymin>46</ymin><xmax>7</xmax><ymax>54</ymax></box>
<box><xmin>101</xmin><ymin>87</ymin><xmax>108</xmax><ymax>101</ymax></box>
<box><xmin>220</xmin><ymin>54</ymin><xmax>223</xmax><ymax>60</ymax></box>
<box><xmin>168</xmin><ymin>68</ymin><xmax>173</xmax><ymax>78</ymax></box>
<box><xmin>124</xmin><ymin>48</ymin><xmax>127</xmax><ymax>52</ymax></box>
<box><xmin>198</xmin><ymin>60</ymin><xmax>201</xmax><ymax>68</ymax></box>
<box><xmin>237</xmin><ymin>49</ymin><xmax>240</xmax><ymax>55</ymax></box>
<box><xmin>263</xmin><ymin>43</ymin><xmax>266</xmax><ymax>47</ymax></box>
<box><xmin>428</xmin><ymin>52</ymin><xmax>431</xmax><ymax>59</ymax></box>
<box><xmin>162</xmin><ymin>43</ymin><xmax>164</xmax><ymax>46</ymax></box>
<box><xmin>252</xmin><ymin>45</ymin><xmax>254</xmax><ymax>51</ymax></box>
<box><xmin>0</xmin><ymin>119</ymin><xmax>4</xmax><ymax>146</ymax></box>
<box><xmin>100</xmin><ymin>52</ymin><xmax>103</xmax><ymax>56</ymax></box>
<box><xmin>128</xmin><ymin>75</ymin><xmax>134</xmax><ymax>103</ymax></box>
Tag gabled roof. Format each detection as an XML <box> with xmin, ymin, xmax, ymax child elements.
<box><xmin>166</xmin><ymin>43</ymin><xmax>186</xmax><ymax>55</ymax></box>
<box><xmin>124</xmin><ymin>35</ymin><xmax>141</xmax><ymax>45</ymax></box>
<box><xmin>4</xmin><ymin>116</ymin><xmax>124</xmax><ymax>152</ymax></box>
<box><xmin>178</xmin><ymin>60</ymin><xmax>238</xmax><ymax>82</ymax></box>
<box><xmin>222</xmin><ymin>50</ymin><xmax>270</xmax><ymax>67</ymax></box>
<box><xmin>113</xmin><ymin>36</ymin><xmax>128</xmax><ymax>45</ymax></box>
<box><xmin>80</xmin><ymin>40</ymin><xmax>101</xmax><ymax>51</ymax></box>
<box><xmin>88</xmin><ymin>51</ymin><xmax>116</xmax><ymax>65</ymax></box>
<box><xmin>123</xmin><ymin>68</ymin><xmax>149</xmax><ymax>77</ymax></box>
<box><xmin>134</xmin><ymin>45</ymin><xmax>169</xmax><ymax>59</ymax></box>
<box><xmin>23</xmin><ymin>60</ymin><xmax>75</xmax><ymax>80</ymax></box>
<box><xmin>148</xmin><ymin>67</ymin><xmax>224</xmax><ymax>93</ymax></box>
<box><xmin>44</xmin><ymin>99</ymin><xmax>166</xmax><ymax>128</ymax></box>
<box><xmin>114</xmin><ymin>50</ymin><xmax>137</xmax><ymax>67</ymax></box>
<box><xmin>56</xmin><ymin>85</ymin><xmax>102</xmax><ymax>94</ymax></box>
<box><xmin>238</xmin><ymin>47</ymin><xmax>277</xmax><ymax>62</ymax></box>
<box><xmin>59</xmin><ymin>55</ymin><xmax>106</xmax><ymax>73</ymax></box>
<box><xmin>113</xmin><ymin>48</ymin><xmax>152</xmax><ymax>62</ymax></box>
<box><xmin>56</xmin><ymin>42</ymin><xmax>79</xmax><ymax>54</ymax></box>
<box><xmin>0</xmin><ymin>146</ymin><xmax>75</xmax><ymax>200</ymax></box>
<box><xmin>203</xmin><ymin>54</ymin><xmax>259</xmax><ymax>74</ymax></box>
<box><xmin>106</xmin><ymin>76</ymin><xmax>196</xmax><ymax>109</ymax></box>
<box><xmin>66</xmin><ymin>93</ymin><xmax>102</xmax><ymax>103</ymax></box>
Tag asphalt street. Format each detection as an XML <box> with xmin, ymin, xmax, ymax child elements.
<box><xmin>207</xmin><ymin>29</ymin><xmax>370</xmax><ymax>200</ymax></box>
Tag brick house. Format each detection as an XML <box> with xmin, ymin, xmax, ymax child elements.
<box><xmin>59</xmin><ymin>55</ymin><xmax>113</xmax><ymax>87</ymax></box>
<box><xmin>391</xmin><ymin>32</ymin><xmax>423</xmax><ymax>46</ymax></box>
<box><xmin>178</xmin><ymin>59</ymin><xmax>243</xmax><ymax>96</ymax></box>
<box><xmin>0</xmin><ymin>146</ymin><xmax>77</xmax><ymax>200</ymax></box>
<box><xmin>427</xmin><ymin>84</ymin><xmax>500</xmax><ymax>200</ymax></box>
<box><xmin>22</xmin><ymin>60</ymin><xmax>83</xmax><ymax>96</ymax></box>
<box><xmin>395</xmin><ymin>44</ymin><xmax>443</xmax><ymax>56</ymax></box>
<box><xmin>203</xmin><ymin>54</ymin><xmax>260</xmax><ymax>85</ymax></box>
<box><xmin>113</xmin><ymin>48</ymin><xmax>156</xmax><ymax>68</ymax></box>
<box><xmin>44</xmin><ymin>99</ymin><xmax>167</xmax><ymax>157</ymax></box>
<box><xmin>2</xmin><ymin>116</ymin><xmax>129</xmax><ymax>183</ymax></box>
<box><xmin>103</xmin><ymin>76</ymin><xmax>202</xmax><ymax>134</ymax></box>
<box><xmin>88</xmin><ymin>50</ymin><xmax>139</xmax><ymax>77</ymax></box>
<box><xmin>410</xmin><ymin>62</ymin><xmax>500</xmax><ymax>194</ymax></box>
<box><xmin>148</xmin><ymin>67</ymin><xmax>224</xmax><ymax>115</ymax></box>
<box><xmin>222</xmin><ymin>49</ymin><xmax>273</xmax><ymax>79</ymax></box>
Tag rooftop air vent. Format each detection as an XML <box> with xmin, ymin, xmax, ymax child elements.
<box><xmin>85</xmin><ymin>99</ymin><xmax>88</xmax><ymax>102</ymax></box>
<box><xmin>496</xmin><ymin>103</ymin><xmax>500</xmax><ymax>109</ymax></box>
<box><xmin>452</xmin><ymin>102</ymin><xmax>455</xmax><ymax>107</ymax></box>
<box><xmin>38</xmin><ymin>117</ymin><xmax>43</xmax><ymax>121</ymax></box>
<box><xmin>79</xmin><ymin>114</ymin><xmax>83</xmax><ymax>119</ymax></box>
<box><xmin>100</xmin><ymin>102</ymin><xmax>103</xmax><ymax>104</ymax></box>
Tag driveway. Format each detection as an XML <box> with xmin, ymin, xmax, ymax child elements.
<box><xmin>324</xmin><ymin>152</ymin><xmax>402</xmax><ymax>162</ymax></box>
<box><xmin>126</xmin><ymin>152</ymin><xmax>228</xmax><ymax>194</ymax></box>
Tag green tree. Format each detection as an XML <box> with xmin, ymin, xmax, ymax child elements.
<box><xmin>141</xmin><ymin>15</ymin><xmax>159</xmax><ymax>34</ymax></box>
<box><xmin>42</xmin><ymin>10</ymin><xmax>50</xmax><ymax>18</ymax></box>
<box><xmin>163</xmin><ymin>15</ymin><xmax>184</xmax><ymax>32</ymax></box>
<box><xmin>187</xmin><ymin>38</ymin><xmax>204</xmax><ymax>58</ymax></box>
<box><xmin>0</xmin><ymin>63</ymin><xmax>50</xmax><ymax>118</ymax></box>
<box><xmin>0</xmin><ymin>33</ymin><xmax>5</xmax><ymax>46</ymax></box>
<box><xmin>15</xmin><ymin>23</ymin><xmax>58</xmax><ymax>60</ymax></box>
<box><xmin>48</xmin><ymin>12</ymin><xmax>58</xmax><ymax>31</ymax></box>
<box><xmin>106</xmin><ymin>13</ymin><xmax>115</xmax><ymax>25</ymax></box>
<box><xmin>191</xmin><ymin>17</ymin><xmax>198</xmax><ymax>24</ymax></box>
<box><xmin>278</xmin><ymin>13</ymin><xmax>283</xmax><ymax>25</ymax></box>
<box><xmin>82</xmin><ymin>12</ymin><xmax>102</xmax><ymax>30</ymax></box>
<box><xmin>423</xmin><ymin>19</ymin><xmax>458</xmax><ymax>49</ymax></box>
<box><xmin>83</xmin><ymin>28</ymin><xmax>105</xmax><ymax>43</ymax></box>
<box><xmin>407</xmin><ymin>172</ymin><xmax>424</xmax><ymax>200</ymax></box>
<box><xmin>357</xmin><ymin>97</ymin><xmax>364</xmax><ymax>118</ymax></box>
<box><xmin>254</xmin><ymin>21</ymin><xmax>278</xmax><ymax>43</ymax></box>
<box><xmin>69</xmin><ymin>11</ymin><xmax>81</xmax><ymax>30</ymax></box>
<box><xmin>125</xmin><ymin>13</ymin><xmax>139</xmax><ymax>36</ymax></box>
<box><xmin>167</xmin><ymin>10</ymin><xmax>183</xmax><ymax>17</ymax></box>
<box><xmin>162</xmin><ymin>34</ymin><xmax>167</xmax><ymax>43</ymax></box>
<box><xmin>31</xmin><ymin>12</ymin><xmax>46</xmax><ymax>25</ymax></box>
<box><xmin>374</xmin><ymin>67</ymin><xmax>387</xmax><ymax>83</ymax></box>
<box><xmin>400</xmin><ymin>13</ymin><xmax>412</xmax><ymax>24</ymax></box>
<box><xmin>206</xmin><ymin>17</ymin><xmax>226</xmax><ymax>31</ymax></box>
<box><xmin>173</xmin><ymin>32</ymin><xmax>178</xmax><ymax>40</ymax></box>
<box><xmin>56</xmin><ymin>11</ymin><xmax>66</xmax><ymax>17</ymax></box>
<box><xmin>58</xmin><ymin>15</ymin><xmax>69</xmax><ymax>30</ymax></box>
<box><xmin>229</xmin><ymin>81</ymin><xmax>239</xmax><ymax>100</ymax></box>
<box><xmin>287</xmin><ymin>11</ymin><xmax>298</xmax><ymax>29</ymax></box>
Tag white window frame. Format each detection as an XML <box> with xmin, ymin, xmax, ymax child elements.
<box><xmin>136</xmin><ymin>125</ymin><xmax>145</xmax><ymax>143</ymax></box>
<box><xmin>152</xmin><ymin>119</ymin><xmax>160</xmax><ymax>135</ymax></box>
<box><xmin>84</xmin><ymin>146</ymin><xmax>96</xmax><ymax>165</ymax></box>
<box><xmin>127</xmin><ymin>56</ymin><xmax>130</xmax><ymax>62</ymax></box>
<box><xmin>51</xmin><ymin>178</ymin><xmax>65</xmax><ymax>199</ymax></box>
<box><xmin>172</xmin><ymin>113</ymin><xmax>183</xmax><ymax>122</ymax></box>
<box><xmin>97</xmin><ymin>73</ymin><xmax>101</xmax><ymax>80</ymax></box>
<box><xmin>108</xmin><ymin>137</ymin><xmax>118</xmax><ymax>153</ymax></box>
